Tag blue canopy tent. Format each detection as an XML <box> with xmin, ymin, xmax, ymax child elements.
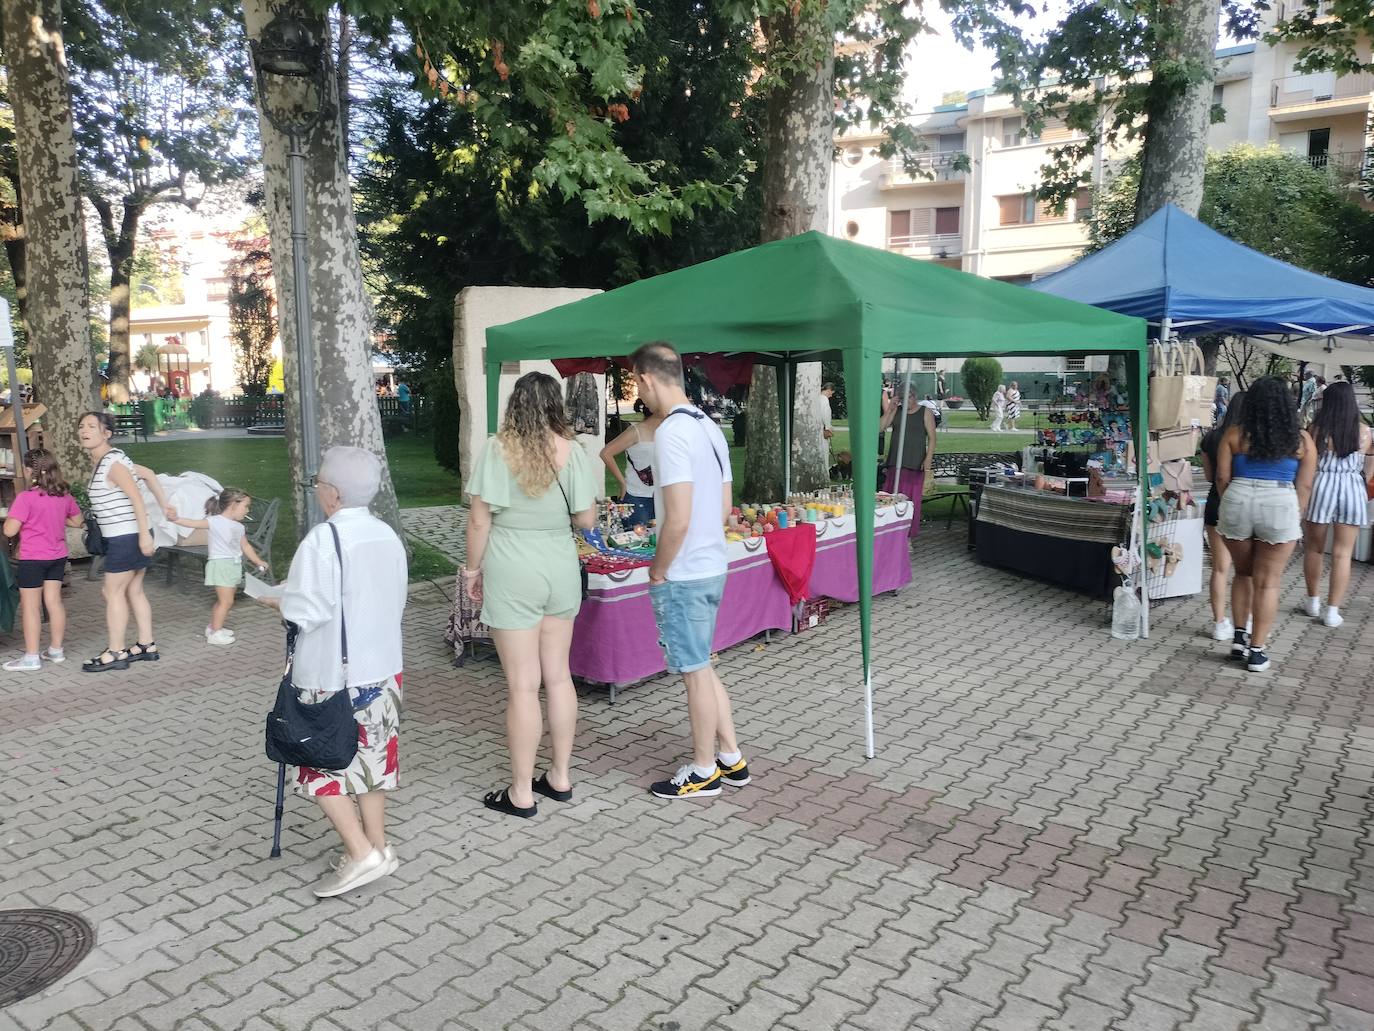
<box><xmin>1029</xmin><ymin>203</ymin><xmax>1374</xmax><ymax>343</ymax></box>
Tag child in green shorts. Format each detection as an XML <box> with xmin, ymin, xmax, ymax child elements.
<box><xmin>173</xmin><ymin>487</ymin><xmax>268</xmax><ymax>645</ymax></box>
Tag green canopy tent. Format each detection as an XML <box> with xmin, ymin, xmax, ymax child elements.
<box><xmin>485</xmin><ymin>231</ymin><xmax>1148</xmax><ymax>757</ymax></box>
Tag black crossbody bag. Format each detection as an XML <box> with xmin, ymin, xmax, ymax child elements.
<box><xmin>82</xmin><ymin>450</ymin><xmax>121</xmax><ymax>557</ymax></box>
<box><xmin>265</xmin><ymin>523</ymin><xmax>358</xmax><ymax>771</ymax></box>
<box><xmin>555</xmin><ymin>468</ymin><xmax>591</xmax><ymax>601</ymax></box>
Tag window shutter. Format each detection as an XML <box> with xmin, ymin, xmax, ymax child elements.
<box><xmin>888</xmin><ymin>209</ymin><xmax>911</xmax><ymax>242</ymax></box>
<box><xmin>998</xmin><ymin>196</ymin><xmax>1022</xmax><ymax>225</ymax></box>
<box><xmin>908</xmin><ymin>208</ymin><xmax>932</xmax><ymax>236</ymax></box>
<box><xmin>935</xmin><ymin>207</ymin><xmax>960</xmax><ymax>235</ymax></box>
<box><xmin>1074</xmin><ymin>188</ymin><xmax>1093</xmax><ymax>222</ymax></box>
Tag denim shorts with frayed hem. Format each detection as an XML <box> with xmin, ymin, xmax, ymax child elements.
<box><xmin>1218</xmin><ymin>477</ymin><xmax>1301</xmax><ymax>545</ymax></box>
<box><xmin>649</xmin><ymin>573</ymin><xmax>726</xmax><ymax>674</ymax></box>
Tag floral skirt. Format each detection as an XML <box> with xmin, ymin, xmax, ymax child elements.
<box><xmin>293</xmin><ymin>674</ymin><xmax>402</xmax><ymax>798</ymax></box>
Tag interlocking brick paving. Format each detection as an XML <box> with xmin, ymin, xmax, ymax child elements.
<box><xmin>1</xmin><ymin>521</ymin><xmax>1370</xmax><ymax>1031</ymax></box>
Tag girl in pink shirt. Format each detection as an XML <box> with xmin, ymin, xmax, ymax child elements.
<box><xmin>3</xmin><ymin>449</ymin><xmax>84</xmax><ymax>671</ymax></box>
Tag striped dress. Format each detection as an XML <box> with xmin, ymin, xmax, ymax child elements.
<box><xmin>1307</xmin><ymin>449</ymin><xmax>1368</xmax><ymax>526</ymax></box>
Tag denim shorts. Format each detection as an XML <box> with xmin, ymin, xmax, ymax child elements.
<box><xmin>649</xmin><ymin>573</ymin><xmax>726</xmax><ymax>674</ymax></box>
<box><xmin>103</xmin><ymin>532</ymin><xmax>154</xmax><ymax>574</ymax></box>
<box><xmin>1218</xmin><ymin>477</ymin><xmax>1301</xmax><ymax>545</ymax></box>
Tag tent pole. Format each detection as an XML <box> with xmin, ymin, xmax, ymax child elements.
<box><xmin>1141</xmin><ymin>321</ymin><xmax>1162</xmax><ymax>640</ymax></box>
<box><xmin>891</xmin><ymin>359</ymin><xmax>914</xmax><ymax>485</ymax></box>
<box><xmin>843</xmin><ymin>345</ymin><xmax>879</xmax><ymax>760</ymax></box>
<box><xmin>781</xmin><ymin>360</ymin><xmax>792</xmax><ymax>498</ymax></box>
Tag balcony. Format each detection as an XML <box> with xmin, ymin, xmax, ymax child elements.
<box><xmin>1270</xmin><ymin>71</ymin><xmax>1373</xmax><ymax>120</ymax></box>
<box><xmin>887</xmin><ymin>232</ymin><xmax>962</xmax><ymax>259</ymax></box>
<box><xmin>880</xmin><ymin>154</ymin><xmax>968</xmax><ymax>190</ymax></box>
<box><xmin>1307</xmin><ymin>150</ymin><xmax>1371</xmax><ymax>185</ymax></box>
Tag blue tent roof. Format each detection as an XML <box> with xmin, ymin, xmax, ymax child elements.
<box><xmin>1029</xmin><ymin>203</ymin><xmax>1374</xmax><ymax>337</ymax></box>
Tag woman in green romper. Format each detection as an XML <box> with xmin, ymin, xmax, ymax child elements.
<box><xmin>465</xmin><ymin>372</ymin><xmax>598</xmax><ymax>818</ymax></box>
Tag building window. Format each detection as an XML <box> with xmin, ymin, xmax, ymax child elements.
<box><xmin>998</xmin><ymin>194</ymin><xmax>1029</xmax><ymax>225</ymax></box>
<box><xmin>1212</xmin><ymin>83</ymin><xmax>1225</xmax><ymax>107</ymax></box>
<box><xmin>1307</xmin><ymin>127</ymin><xmax>1331</xmax><ymax>168</ymax></box>
<box><xmin>206</xmin><ymin>278</ymin><xmax>230</xmax><ymax>302</ymax></box>
<box><xmin>1066</xmin><ymin>356</ymin><xmax>1087</xmax><ymax>373</ymax></box>
<box><xmin>934</xmin><ymin>207</ymin><xmax>961</xmax><ymax>236</ymax></box>
<box><xmin>920</xmin><ymin>359</ymin><xmax>938</xmax><ymax>372</ymax></box>
<box><xmin>888</xmin><ymin>209</ymin><xmax>911</xmax><ymax>245</ymax></box>
<box><xmin>1001</xmin><ymin>116</ymin><xmax>1022</xmax><ymax>147</ymax></box>
<box><xmin>843</xmin><ymin>145</ymin><xmax>864</xmax><ymax>166</ymax></box>
<box><xmin>936</xmin><ymin>133</ymin><xmax>966</xmax><ymax>154</ymax></box>
<box><xmin>1074</xmin><ymin>188</ymin><xmax>1094</xmax><ymax>222</ymax></box>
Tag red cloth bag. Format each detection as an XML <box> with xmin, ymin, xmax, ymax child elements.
<box><xmin>764</xmin><ymin>524</ymin><xmax>817</xmax><ymax>604</ymax></box>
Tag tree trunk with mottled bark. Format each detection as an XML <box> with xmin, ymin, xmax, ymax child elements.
<box><xmin>90</xmin><ymin>197</ymin><xmax>141</xmax><ymax>404</ymax></box>
<box><xmin>742</xmin><ymin>3</ymin><xmax>834</xmax><ymax>500</ymax></box>
<box><xmin>1135</xmin><ymin>0</ymin><xmax>1222</xmax><ymax>221</ymax></box>
<box><xmin>1</xmin><ymin>0</ymin><xmax>98</xmax><ymax>478</ymax></box>
<box><xmin>242</xmin><ymin>0</ymin><xmax>401</xmax><ymax>539</ymax></box>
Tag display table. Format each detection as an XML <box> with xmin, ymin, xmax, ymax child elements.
<box><xmin>570</xmin><ymin>504</ymin><xmax>914</xmax><ymax>686</ymax></box>
<box><xmin>974</xmin><ymin>486</ymin><xmax>1133</xmax><ymax>598</ymax></box>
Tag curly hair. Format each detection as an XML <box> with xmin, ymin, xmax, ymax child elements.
<box><xmin>1239</xmin><ymin>376</ymin><xmax>1301</xmax><ymax>461</ymax></box>
<box><xmin>1308</xmin><ymin>380</ymin><xmax>1362</xmax><ymax>458</ymax></box>
<box><xmin>498</xmin><ymin>371</ymin><xmax>574</xmax><ymax>495</ymax></box>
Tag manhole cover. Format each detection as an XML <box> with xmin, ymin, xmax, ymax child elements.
<box><xmin>0</xmin><ymin>909</ymin><xmax>95</xmax><ymax>1007</ymax></box>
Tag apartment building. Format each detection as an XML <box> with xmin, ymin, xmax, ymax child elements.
<box><xmin>832</xmin><ymin>7</ymin><xmax>1372</xmax><ymax>283</ymax></box>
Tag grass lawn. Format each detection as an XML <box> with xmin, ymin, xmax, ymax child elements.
<box><xmin>128</xmin><ymin>432</ymin><xmax>460</xmax><ymax>579</ymax></box>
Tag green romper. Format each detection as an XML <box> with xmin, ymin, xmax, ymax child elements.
<box><xmin>466</xmin><ymin>437</ymin><xmax>598</xmax><ymax>630</ymax></box>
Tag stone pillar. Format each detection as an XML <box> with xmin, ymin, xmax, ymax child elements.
<box><xmin>453</xmin><ymin>286</ymin><xmax>604</xmax><ymax>486</ymax></box>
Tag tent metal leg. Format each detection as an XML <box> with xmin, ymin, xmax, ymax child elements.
<box><xmin>864</xmin><ymin>671</ymin><xmax>875</xmax><ymax>759</ymax></box>
<box><xmin>782</xmin><ymin>362</ymin><xmax>792</xmax><ymax>498</ymax></box>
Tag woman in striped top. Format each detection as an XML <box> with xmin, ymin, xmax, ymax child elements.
<box><xmin>78</xmin><ymin>412</ymin><xmax>176</xmax><ymax>672</ymax></box>
<box><xmin>1300</xmin><ymin>382</ymin><xmax>1374</xmax><ymax>629</ymax></box>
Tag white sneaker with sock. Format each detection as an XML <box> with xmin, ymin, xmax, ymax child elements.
<box><xmin>1302</xmin><ymin>596</ymin><xmax>1321</xmax><ymax>617</ymax></box>
<box><xmin>1212</xmin><ymin>618</ymin><xmax>1234</xmax><ymax>642</ymax></box>
<box><xmin>1323</xmin><ymin>606</ymin><xmax>1343</xmax><ymax>628</ymax></box>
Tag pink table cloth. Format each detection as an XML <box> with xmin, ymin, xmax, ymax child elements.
<box><xmin>569</xmin><ymin>503</ymin><xmax>914</xmax><ymax>685</ymax></box>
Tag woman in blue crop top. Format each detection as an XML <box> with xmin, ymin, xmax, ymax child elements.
<box><xmin>1215</xmin><ymin>376</ymin><xmax>1316</xmax><ymax>674</ymax></box>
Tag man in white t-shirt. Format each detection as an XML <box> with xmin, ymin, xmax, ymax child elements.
<box><xmin>632</xmin><ymin>341</ymin><xmax>750</xmax><ymax>800</ymax></box>
<box><xmin>817</xmin><ymin>383</ymin><xmax>835</xmax><ymax>451</ymax></box>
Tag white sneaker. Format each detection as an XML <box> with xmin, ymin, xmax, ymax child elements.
<box><xmin>1212</xmin><ymin>618</ymin><xmax>1234</xmax><ymax>642</ymax></box>
<box><xmin>4</xmin><ymin>655</ymin><xmax>40</xmax><ymax>672</ymax></box>
<box><xmin>313</xmin><ymin>848</ymin><xmax>388</xmax><ymax>898</ymax></box>
<box><xmin>1301</xmin><ymin>596</ymin><xmax>1321</xmax><ymax>618</ymax></box>
<box><xmin>42</xmin><ymin>647</ymin><xmax>65</xmax><ymax>663</ymax></box>
<box><xmin>205</xmin><ymin>626</ymin><xmax>236</xmax><ymax>642</ymax></box>
<box><xmin>205</xmin><ymin>628</ymin><xmax>235</xmax><ymax>646</ymax></box>
<box><xmin>331</xmin><ymin>844</ymin><xmax>398</xmax><ymax>877</ymax></box>
<box><xmin>1323</xmin><ymin>607</ymin><xmax>1343</xmax><ymax>629</ymax></box>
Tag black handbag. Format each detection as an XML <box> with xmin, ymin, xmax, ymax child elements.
<box><xmin>264</xmin><ymin>522</ymin><xmax>358</xmax><ymax>771</ymax></box>
<box><xmin>83</xmin><ymin>451</ymin><xmax>117</xmax><ymax>556</ymax></box>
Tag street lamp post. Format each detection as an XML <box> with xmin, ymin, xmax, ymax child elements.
<box><xmin>250</xmin><ymin>7</ymin><xmax>327</xmax><ymax>530</ymax></box>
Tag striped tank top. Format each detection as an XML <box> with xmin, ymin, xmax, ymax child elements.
<box><xmin>88</xmin><ymin>449</ymin><xmax>140</xmax><ymax>536</ymax></box>
<box><xmin>1307</xmin><ymin>448</ymin><xmax>1369</xmax><ymax>527</ymax></box>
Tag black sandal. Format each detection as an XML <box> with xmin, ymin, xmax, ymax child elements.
<box><xmin>532</xmin><ymin>773</ymin><xmax>573</xmax><ymax>802</ymax></box>
<box><xmin>127</xmin><ymin>642</ymin><xmax>160</xmax><ymax>662</ymax></box>
<box><xmin>81</xmin><ymin>649</ymin><xmax>129</xmax><ymax>673</ymax></box>
<box><xmin>482</xmin><ymin>788</ymin><xmax>536</xmax><ymax>819</ymax></box>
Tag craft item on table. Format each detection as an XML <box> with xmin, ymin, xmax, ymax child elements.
<box><xmin>578</xmin><ymin>527</ymin><xmax>652</xmax><ymax>560</ymax></box>
<box><xmin>581</xmin><ymin>553</ymin><xmax>651</xmax><ymax>575</ymax></box>
<box><xmin>1146</xmin><ymin>540</ymin><xmax>1164</xmax><ymax>572</ymax></box>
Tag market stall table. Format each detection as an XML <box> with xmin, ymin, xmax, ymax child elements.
<box><xmin>571</xmin><ymin>504</ymin><xmax>914</xmax><ymax>690</ymax></box>
<box><xmin>974</xmin><ymin>485</ymin><xmax>1134</xmax><ymax>599</ymax></box>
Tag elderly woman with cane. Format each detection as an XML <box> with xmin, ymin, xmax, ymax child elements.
<box><xmin>261</xmin><ymin>446</ymin><xmax>408</xmax><ymax>898</ymax></box>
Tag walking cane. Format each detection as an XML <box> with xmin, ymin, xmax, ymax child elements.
<box><xmin>270</xmin><ymin>762</ymin><xmax>286</xmax><ymax>858</ymax></box>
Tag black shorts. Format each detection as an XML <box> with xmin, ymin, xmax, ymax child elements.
<box><xmin>103</xmin><ymin>532</ymin><xmax>154</xmax><ymax>574</ymax></box>
<box><xmin>16</xmin><ymin>558</ymin><xmax>67</xmax><ymax>589</ymax></box>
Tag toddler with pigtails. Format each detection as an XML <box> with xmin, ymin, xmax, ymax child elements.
<box><xmin>172</xmin><ymin>487</ymin><xmax>268</xmax><ymax>645</ymax></box>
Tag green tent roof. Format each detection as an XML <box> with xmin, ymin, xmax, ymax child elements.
<box><xmin>486</xmin><ymin>231</ymin><xmax>1146</xmax><ymax>363</ymax></box>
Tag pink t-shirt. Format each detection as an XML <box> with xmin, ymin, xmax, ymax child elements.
<box><xmin>8</xmin><ymin>488</ymin><xmax>81</xmax><ymax>561</ymax></box>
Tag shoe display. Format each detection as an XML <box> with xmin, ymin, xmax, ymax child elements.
<box><xmin>4</xmin><ymin>655</ymin><xmax>41</xmax><ymax>672</ymax></box>
<box><xmin>1212</xmin><ymin>618</ymin><xmax>1234</xmax><ymax>642</ymax></box>
<box><xmin>650</xmin><ymin>763</ymin><xmax>722</xmax><ymax>799</ymax></box>
<box><xmin>1246</xmin><ymin>648</ymin><xmax>1271</xmax><ymax>673</ymax></box>
<box><xmin>313</xmin><ymin>848</ymin><xmax>388</xmax><ymax>898</ymax></box>
<box><xmin>716</xmin><ymin>755</ymin><xmax>752</xmax><ymax>787</ymax></box>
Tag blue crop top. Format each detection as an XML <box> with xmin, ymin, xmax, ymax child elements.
<box><xmin>1232</xmin><ymin>452</ymin><xmax>1299</xmax><ymax>482</ymax></box>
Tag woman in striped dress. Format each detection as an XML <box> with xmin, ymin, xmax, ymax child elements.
<box><xmin>1300</xmin><ymin>382</ymin><xmax>1373</xmax><ymax>628</ymax></box>
<box><xmin>1004</xmin><ymin>382</ymin><xmax>1022</xmax><ymax>431</ymax></box>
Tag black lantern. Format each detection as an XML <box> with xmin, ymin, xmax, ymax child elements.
<box><xmin>249</xmin><ymin>7</ymin><xmax>328</xmax><ymax>139</ymax></box>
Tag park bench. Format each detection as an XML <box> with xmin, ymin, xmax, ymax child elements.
<box><xmin>161</xmin><ymin>495</ymin><xmax>281</xmax><ymax>586</ymax></box>
<box><xmin>112</xmin><ymin>410</ymin><xmax>148</xmax><ymax>443</ymax></box>
<box><xmin>926</xmin><ymin>451</ymin><xmax>1021</xmax><ymax>528</ymax></box>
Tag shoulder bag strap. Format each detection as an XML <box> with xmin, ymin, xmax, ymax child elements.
<box><xmin>667</xmin><ymin>408</ymin><xmax>725</xmax><ymax>475</ymax></box>
<box><xmin>326</xmin><ymin>522</ymin><xmax>349</xmax><ymax>671</ymax></box>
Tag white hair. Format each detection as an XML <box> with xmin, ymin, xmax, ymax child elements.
<box><xmin>318</xmin><ymin>446</ymin><xmax>381</xmax><ymax>508</ymax></box>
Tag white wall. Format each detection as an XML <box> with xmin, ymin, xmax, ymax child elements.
<box><xmin>453</xmin><ymin>286</ymin><xmax>605</xmax><ymax>483</ymax></box>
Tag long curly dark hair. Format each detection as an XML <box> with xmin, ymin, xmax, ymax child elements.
<box><xmin>498</xmin><ymin>371</ymin><xmax>574</xmax><ymax>495</ymax></box>
<box><xmin>1308</xmin><ymin>380</ymin><xmax>1362</xmax><ymax>458</ymax></box>
<box><xmin>1240</xmin><ymin>375</ymin><xmax>1301</xmax><ymax>461</ymax></box>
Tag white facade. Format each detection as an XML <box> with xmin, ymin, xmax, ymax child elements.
<box><xmin>127</xmin><ymin>205</ymin><xmax>281</xmax><ymax>396</ymax></box>
<box><xmin>832</xmin><ymin>6</ymin><xmax>1373</xmax><ymax>292</ymax></box>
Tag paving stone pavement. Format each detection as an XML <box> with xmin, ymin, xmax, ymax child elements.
<box><xmin>400</xmin><ymin>506</ymin><xmax>468</xmax><ymax>565</ymax></box>
<box><xmin>2</xmin><ymin>522</ymin><xmax>1371</xmax><ymax>1031</ymax></box>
